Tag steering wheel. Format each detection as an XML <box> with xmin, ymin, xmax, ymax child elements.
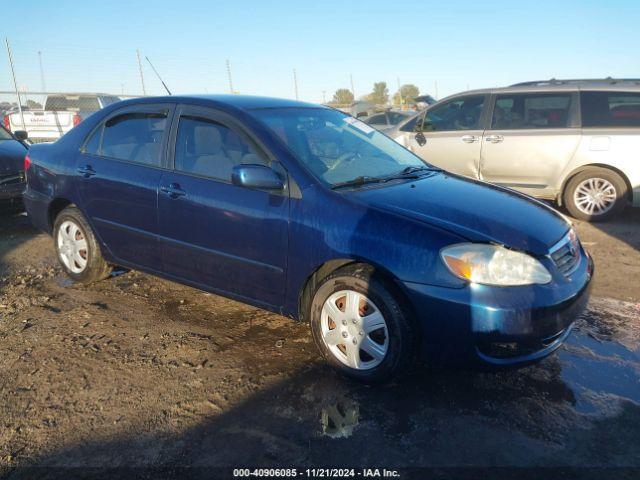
<box><xmin>328</xmin><ymin>151</ymin><xmax>359</xmax><ymax>172</ymax></box>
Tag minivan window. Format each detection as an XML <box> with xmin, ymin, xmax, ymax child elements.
<box><xmin>174</xmin><ymin>115</ymin><xmax>269</xmax><ymax>181</ymax></box>
<box><xmin>253</xmin><ymin>107</ymin><xmax>426</xmax><ymax>186</ymax></box>
<box><xmin>100</xmin><ymin>111</ymin><xmax>167</xmax><ymax>166</ymax></box>
<box><xmin>581</xmin><ymin>91</ymin><xmax>640</xmax><ymax>127</ymax></box>
<box><xmin>420</xmin><ymin>95</ymin><xmax>485</xmax><ymax>132</ymax></box>
<box><xmin>492</xmin><ymin>93</ymin><xmax>571</xmax><ymax>129</ymax></box>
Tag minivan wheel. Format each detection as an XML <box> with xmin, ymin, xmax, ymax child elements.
<box><xmin>53</xmin><ymin>206</ymin><xmax>111</xmax><ymax>283</ymax></box>
<box><xmin>309</xmin><ymin>264</ymin><xmax>416</xmax><ymax>383</ymax></box>
<box><xmin>564</xmin><ymin>168</ymin><xmax>628</xmax><ymax>222</ymax></box>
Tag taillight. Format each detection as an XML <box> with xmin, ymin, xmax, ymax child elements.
<box><xmin>72</xmin><ymin>114</ymin><xmax>82</xmax><ymax>127</ymax></box>
<box><xmin>3</xmin><ymin>115</ymin><xmax>9</xmax><ymax>130</ymax></box>
<box><xmin>24</xmin><ymin>154</ymin><xmax>31</xmax><ymax>171</ymax></box>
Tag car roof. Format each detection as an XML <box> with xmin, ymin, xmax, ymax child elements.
<box><xmin>125</xmin><ymin>94</ymin><xmax>325</xmax><ymax>111</ymax></box>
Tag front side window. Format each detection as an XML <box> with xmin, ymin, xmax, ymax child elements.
<box><xmin>581</xmin><ymin>91</ymin><xmax>640</xmax><ymax>127</ymax></box>
<box><xmin>365</xmin><ymin>113</ymin><xmax>388</xmax><ymax>126</ymax></box>
<box><xmin>492</xmin><ymin>93</ymin><xmax>572</xmax><ymax>129</ymax></box>
<box><xmin>174</xmin><ymin>115</ymin><xmax>269</xmax><ymax>181</ymax></box>
<box><xmin>421</xmin><ymin>95</ymin><xmax>485</xmax><ymax>132</ymax></box>
<box><xmin>99</xmin><ymin>111</ymin><xmax>167</xmax><ymax>166</ymax></box>
<box><xmin>253</xmin><ymin>107</ymin><xmax>428</xmax><ymax>187</ymax></box>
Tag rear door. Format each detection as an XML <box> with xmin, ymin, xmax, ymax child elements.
<box><xmin>158</xmin><ymin>105</ymin><xmax>289</xmax><ymax>308</ymax></box>
<box><xmin>75</xmin><ymin>103</ymin><xmax>173</xmax><ymax>268</ymax></box>
<box><xmin>402</xmin><ymin>94</ymin><xmax>488</xmax><ymax>178</ymax></box>
<box><xmin>479</xmin><ymin>91</ymin><xmax>580</xmax><ymax>199</ymax></box>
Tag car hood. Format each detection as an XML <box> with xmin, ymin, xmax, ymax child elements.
<box><xmin>0</xmin><ymin>139</ymin><xmax>27</xmax><ymax>175</ymax></box>
<box><xmin>348</xmin><ymin>171</ymin><xmax>570</xmax><ymax>255</ymax></box>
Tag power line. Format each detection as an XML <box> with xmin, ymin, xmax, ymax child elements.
<box><xmin>293</xmin><ymin>68</ymin><xmax>299</xmax><ymax>100</ymax></box>
<box><xmin>226</xmin><ymin>59</ymin><xmax>234</xmax><ymax>94</ymax></box>
<box><xmin>136</xmin><ymin>49</ymin><xmax>146</xmax><ymax>95</ymax></box>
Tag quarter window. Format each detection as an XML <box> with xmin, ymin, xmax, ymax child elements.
<box><xmin>174</xmin><ymin>115</ymin><xmax>269</xmax><ymax>181</ymax></box>
<box><xmin>492</xmin><ymin>93</ymin><xmax>571</xmax><ymax>129</ymax></box>
<box><xmin>100</xmin><ymin>111</ymin><xmax>167</xmax><ymax>166</ymax></box>
<box><xmin>581</xmin><ymin>91</ymin><xmax>640</xmax><ymax>127</ymax></box>
<box><xmin>421</xmin><ymin>95</ymin><xmax>485</xmax><ymax>132</ymax></box>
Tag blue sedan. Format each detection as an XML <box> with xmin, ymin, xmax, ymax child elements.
<box><xmin>23</xmin><ymin>95</ymin><xmax>592</xmax><ymax>382</ymax></box>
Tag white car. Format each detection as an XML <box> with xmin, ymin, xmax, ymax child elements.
<box><xmin>391</xmin><ymin>78</ymin><xmax>640</xmax><ymax>222</ymax></box>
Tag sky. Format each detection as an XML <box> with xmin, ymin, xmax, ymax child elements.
<box><xmin>2</xmin><ymin>0</ymin><xmax>640</xmax><ymax>103</ymax></box>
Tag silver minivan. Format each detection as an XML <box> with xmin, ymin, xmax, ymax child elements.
<box><xmin>391</xmin><ymin>79</ymin><xmax>640</xmax><ymax>222</ymax></box>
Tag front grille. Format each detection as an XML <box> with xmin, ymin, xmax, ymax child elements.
<box><xmin>0</xmin><ymin>172</ymin><xmax>24</xmax><ymax>186</ymax></box>
<box><xmin>550</xmin><ymin>230</ymin><xmax>581</xmax><ymax>277</ymax></box>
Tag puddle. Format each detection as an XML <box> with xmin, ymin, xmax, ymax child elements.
<box><xmin>54</xmin><ymin>276</ymin><xmax>74</xmax><ymax>288</ymax></box>
<box><xmin>320</xmin><ymin>400</ymin><xmax>360</xmax><ymax>438</ymax></box>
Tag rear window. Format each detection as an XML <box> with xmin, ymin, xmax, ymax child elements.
<box><xmin>492</xmin><ymin>93</ymin><xmax>572</xmax><ymax>129</ymax></box>
<box><xmin>581</xmin><ymin>91</ymin><xmax>640</xmax><ymax>127</ymax></box>
<box><xmin>44</xmin><ymin>96</ymin><xmax>101</xmax><ymax>112</ymax></box>
<box><xmin>91</xmin><ymin>111</ymin><xmax>168</xmax><ymax>166</ymax></box>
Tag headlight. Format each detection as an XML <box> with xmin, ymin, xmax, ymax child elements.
<box><xmin>441</xmin><ymin>243</ymin><xmax>552</xmax><ymax>286</ymax></box>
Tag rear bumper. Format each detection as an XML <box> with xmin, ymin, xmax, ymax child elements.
<box><xmin>0</xmin><ymin>181</ymin><xmax>25</xmax><ymax>201</ymax></box>
<box><xmin>403</xmin><ymin>253</ymin><xmax>593</xmax><ymax>367</ymax></box>
<box><xmin>23</xmin><ymin>186</ymin><xmax>52</xmax><ymax>232</ymax></box>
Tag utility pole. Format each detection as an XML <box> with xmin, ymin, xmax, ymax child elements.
<box><xmin>322</xmin><ymin>90</ymin><xmax>326</xmax><ymax>104</ymax></box>
<box><xmin>350</xmin><ymin>74</ymin><xmax>355</xmax><ymax>99</ymax></box>
<box><xmin>38</xmin><ymin>51</ymin><xmax>46</xmax><ymax>92</ymax></box>
<box><xmin>136</xmin><ymin>49</ymin><xmax>146</xmax><ymax>95</ymax></box>
<box><xmin>434</xmin><ymin>81</ymin><xmax>438</xmax><ymax>100</ymax></box>
<box><xmin>293</xmin><ymin>68</ymin><xmax>299</xmax><ymax>100</ymax></box>
<box><xmin>226</xmin><ymin>59</ymin><xmax>234</xmax><ymax>94</ymax></box>
<box><xmin>5</xmin><ymin>37</ymin><xmax>25</xmax><ymax>130</ymax></box>
<box><xmin>397</xmin><ymin>77</ymin><xmax>402</xmax><ymax>107</ymax></box>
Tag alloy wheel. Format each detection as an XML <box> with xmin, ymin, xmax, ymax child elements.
<box><xmin>573</xmin><ymin>177</ymin><xmax>617</xmax><ymax>216</ymax></box>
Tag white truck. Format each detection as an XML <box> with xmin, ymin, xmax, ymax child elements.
<box><xmin>3</xmin><ymin>93</ymin><xmax>120</xmax><ymax>143</ymax></box>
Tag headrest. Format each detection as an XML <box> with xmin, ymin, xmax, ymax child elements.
<box><xmin>194</xmin><ymin>125</ymin><xmax>223</xmax><ymax>155</ymax></box>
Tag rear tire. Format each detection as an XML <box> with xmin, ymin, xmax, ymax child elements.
<box><xmin>53</xmin><ymin>206</ymin><xmax>111</xmax><ymax>283</ymax></box>
<box><xmin>309</xmin><ymin>264</ymin><xmax>417</xmax><ymax>383</ymax></box>
<box><xmin>563</xmin><ymin>168</ymin><xmax>628</xmax><ymax>222</ymax></box>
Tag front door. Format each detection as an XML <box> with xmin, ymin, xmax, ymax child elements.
<box><xmin>479</xmin><ymin>91</ymin><xmax>581</xmax><ymax>199</ymax></box>
<box><xmin>402</xmin><ymin>94</ymin><xmax>487</xmax><ymax>179</ymax></box>
<box><xmin>75</xmin><ymin>104</ymin><xmax>173</xmax><ymax>268</ymax></box>
<box><xmin>158</xmin><ymin>106</ymin><xmax>289</xmax><ymax>308</ymax></box>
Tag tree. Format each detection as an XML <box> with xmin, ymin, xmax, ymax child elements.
<box><xmin>368</xmin><ymin>82</ymin><xmax>389</xmax><ymax>105</ymax></box>
<box><xmin>393</xmin><ymin>84</ymin><xmax>420</xmax><ymax>106</ymax></box>
<box><xmin>331</xmin><ymin>88</ymin><xmax>354</xmax><ymax>105</ymax></box>
<box><xmin>25</xmin><ymin>99</ymin><xmax>43</xmax><ymax>110</ymax></box>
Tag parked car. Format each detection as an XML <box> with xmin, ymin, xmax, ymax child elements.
<box><xmin>0</xmin><ymin>125</ymin><xmax>28</xmax><ymax>210</ymax></box>
<box><xmin>23</xmin><ymin>95</ymin><xmax>592</xmax><ymax>382</ymax></box>
<box><xmin>4</xmin><ymin>93</ymin><xmax>120</xmax><ymax>144</ymax></box>
<box><xmin>390</xmin><ymin>78</ymin><xmax>640</xmax><ymax>222</ymax></box>
<box><xmin>363</xmin><ymin>110</ymin><xmax>412</xmax><ymax>133</ymax></box>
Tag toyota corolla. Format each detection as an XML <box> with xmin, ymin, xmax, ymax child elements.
<box><xmin>23</xmin><ymin>95</ymin><xmax>593</xmax><ymax>382</ymax></box>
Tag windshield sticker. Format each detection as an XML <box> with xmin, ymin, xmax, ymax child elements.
<box><xmin>343</xmin><ymin>117</ymin><xmax>375</xmax><ymax>135</ymax></box>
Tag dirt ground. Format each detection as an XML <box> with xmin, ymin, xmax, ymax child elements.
<box><xmin>0</xmin><ymin>208</ymin><xmax>639</xmax><ymax>479</ymax></box>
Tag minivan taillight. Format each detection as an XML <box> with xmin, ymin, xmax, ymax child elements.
<box><xmin>72</xmin><ymin>114</ymin><xmax>82</xmax><ymax>127</ymax></box>
<box><xmin>3</xmin><ymin>115</ymin><xmax>9</xmax><ymax>130</ymax></box>
<box><xmin>24</xmin><ymin>154</ymin><xmax>31</xmax><ymax>171</ymax></box>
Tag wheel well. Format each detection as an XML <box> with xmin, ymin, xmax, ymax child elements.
<box><xmin>48</xmin><ymin>198</ymin><xmax>73</xmax><ymax>232</ymax></box>
<box><xmin>297</xmin><ymin>259</ymin><xmax>414</xmax><ymax>324</ymax></box>
<box><xmin>558</xmin><ymin>164</ymin><xmax>633</xmax><ymax>206</ymax></box>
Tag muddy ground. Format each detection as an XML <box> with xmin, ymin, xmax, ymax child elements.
<box><xmin>0</xmin><ymin>208</ymin><xmax>639</xmax><ymax>479</ymax></box>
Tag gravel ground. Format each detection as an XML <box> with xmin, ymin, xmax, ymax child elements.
<box><xmin>0</xmin><ymin>208</ymin><xmax>638</xmax><ymax>479</ymax></box>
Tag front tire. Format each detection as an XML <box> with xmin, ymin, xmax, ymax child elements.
<box><xmin>309</xmin><ymin>264</ymin><xmax>417</xmax><ymax>383</ymax></box>
<box><xmin>564</xmin><ymin>168</ymin><xmax>628</xmax><ymax>222</ymax></box>
<box><xmin>53</xmin><ymin>206</ymin><xmax>111</xmax><ymax>283</ymax></box>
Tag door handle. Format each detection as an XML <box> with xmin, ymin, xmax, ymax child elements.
<box><xmin>461</xmin><ymin>135</ymin><xmax>479</xmax><ymax>143</ymax></box>
<box><xmin>485</xmin><ymin>134</ymin><xmax>504</xmax><ymax>143</ymax></box>
<box><xmin>77</xmin><ymin>165</ymin><xmax>96</xmax><ymax>178</ymax></box>
<box><xmin>160</xmin><ymin>183</ymin><xmax>186</xmax><ymax>199</ymax></box>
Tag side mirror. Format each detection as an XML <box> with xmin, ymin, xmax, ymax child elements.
<box><xmin>415</xmin><ymin>132</ymin><xmax>427</xmax><ymax>147</ymax></box>
<box><xmin>231</xmin><ymin>164</ymin><xmax>284</xmax><ymax>191</ymax></box>
<box><xmin>14</xmin><ymin>130</ymin><xmax>28</xmax><ymax>141</ymax></box>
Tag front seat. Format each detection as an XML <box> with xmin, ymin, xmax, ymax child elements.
<box><xmin>192</xmin><ymin>125</ymin><xmax>235</xmax><ymax>180</ymax></box>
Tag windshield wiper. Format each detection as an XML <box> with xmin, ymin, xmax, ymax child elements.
<box><xmin>396</xmin><ymin>165</ymin><xmax>432</xmax><ymax>175</ymax></box>
<box><xmin>331</xmin><ymin>176</ymin><xmax>387</xmax><ymax>190</ymax></box>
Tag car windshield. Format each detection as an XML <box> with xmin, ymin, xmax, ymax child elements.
<box><xmin>0</xmin><ymin>127</ymin><xmax>12</xmax><ymax>141</ymax></box>
<box><xmin>252</xmin><ymin>107</ymin><xmax>428</xmax><ymax>187</ymax></box>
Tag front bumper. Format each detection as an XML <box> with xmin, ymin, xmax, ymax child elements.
<box><xmin>403</xmin><ymin>252</ymin><xmax>593</xmax><ymax>367</ymax></box>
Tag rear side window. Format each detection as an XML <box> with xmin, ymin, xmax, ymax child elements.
<box><xmin>44</xmin><ymin>95</ymin><xmax>101</xmax><ymax>112</ymax></box>
<box><xmin>366</xmin><ymin>114</ymin><xmax>388</xmax><ymax>126</ymax></box>
<box><xmin>492</xmin><ymin>93</ymin><xmax>571</xmax><ymax>129</ymax></box>
<box><xmin>99</xmin><ymin>111</ymin><xmax>167</xmax><ymax>166</ymax></box>
<box><xmin>174</xmin><ymin>115</ymin><xmax>269</xmax><ymax>182</ymax></box>
<box><xmin>581</xmin><ymin>91</ymin><xmax>640</xmax><ymax>127</ymax></box>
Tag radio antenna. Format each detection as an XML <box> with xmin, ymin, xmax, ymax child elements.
<box><xmin>145</xmin><ymin>56</ymin><xmax>172</xmax><ymax>95</ymax></box>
